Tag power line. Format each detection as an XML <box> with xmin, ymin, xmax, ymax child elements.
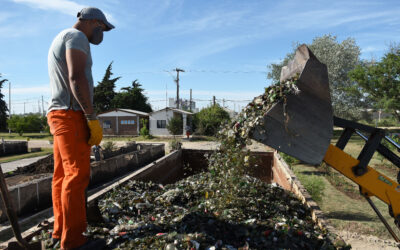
<box><xmin>119</xmin><ymin>69</ymin><xmax>267</xmax><ymax>75</ymax></box>
<box><xmin>150</xmin><ymin>98</ymin><xmax>252</xmax><ymax>103</ymax></box>
<box><xmin>184</xmin><ymin>69</ymin><xmax>267</xmax><ymax>74</ymax></box>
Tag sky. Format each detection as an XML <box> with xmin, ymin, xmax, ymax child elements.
<box><xmin>0</xmin><ymin>0</ymin><xmax>400</xmax><ymax>114</ymax></box>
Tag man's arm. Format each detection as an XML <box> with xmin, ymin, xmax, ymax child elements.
<box><xmin>66</xmin><ymin>48</ymin><xmax>102</xmax><ymax>146</ymax></box>
<box><xmin>65</xmin><ymin>48</ymin><xmax>94</xmax><ymax>116</ymax></box>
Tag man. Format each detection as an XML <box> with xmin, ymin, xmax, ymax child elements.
<box><xmin>47</xmin><ymin>7</ymin><xmax>113</xmax><ymax>249</ymax></box>
<box><xmin>185</xmin><ymin>124</ymin><xmax>191</xmax><ymax>139</ymax></box>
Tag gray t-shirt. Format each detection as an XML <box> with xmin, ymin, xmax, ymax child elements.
<box><xmin>47</xmin><ymin>28</ymin><xmax>93</xmax><ymax>113</ymax></box>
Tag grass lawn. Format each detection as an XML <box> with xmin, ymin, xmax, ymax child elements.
<box><xmin>0</xmin><ymin>148</ymin><xmax>53</xmax><ymax>163</ymax></box>
<box><xmin>0</xmin><ymin>132</ymin><xmax>52</xmax><ymax>141</ymax></box>
<box><xmin>290</xmin><ymin>135</ymin><xmax>400</xmax><ymax>239</ymax></box>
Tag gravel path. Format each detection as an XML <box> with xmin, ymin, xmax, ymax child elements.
<box><xmin>28</xmin><ymin>140</ymin><xmax>53</xmax><ymax>149</ymax></box>
<box><xmin>128</xmin><ymin>139</ymin><xmax>271</xmax><ymax>152</ymax></box>
<box><xmin>0</xmin><ymin>155</ymin><xmax>49</xmax><ymax>173</ymax></box>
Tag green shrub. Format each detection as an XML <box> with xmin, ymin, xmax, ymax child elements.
<box><xmin>102</xmin><ymin>141</ymin><xmax>117</xmax><ymax>153</ymax></box>
<box><xmin>139</xmin><ymin>118</ymin><xmax>152</xmax><ymax>138</ymax></box>
<box><xmin>7</xmin><ymin>114</ymin><xmax>46</xmax><ymax>135</ymax></box>
<box><xmin>384</xmin><ymin>133</ymin><xmax>400</xmax><ymax>152</ymax></box>
<box><xmin>377</xmin><ymin>117</ymin><xmax>399</xmax><ymax>127</ymax></box>
<box><xmin>193</xmin><ymin>105</ymin><xmax>230</xmax><ymax>136</ymax></box>
<box><xmin>280</xmin><ymin>153</ymin><xmax>299</xmax><ymax>166</ymax></box>
<box><xmin>302</xmin><ymin>175</ymin><xmax>325</xmax><ymax>202</ymax></box>
<box><xmin>167</xmin><ymin>115</ymin><xmax>183</xmax><ymax>136</ymax></box>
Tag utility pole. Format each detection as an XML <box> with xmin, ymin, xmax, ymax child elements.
<box><xmin>189</xmin><ymin>89</ymin><xmax>192</xmax><ymax>112</ymax></box>
<box><xmin>8</xmin><ymin>81</ymin><xmax>10</xmax><ymax>134</ymax></box>
<box><xmin>42</xmin><ymin>95</ymin><xmax>45</xmax><ymax>116</ymax></box>
<box><xmin>213</xmin><ymin>96</ymin><xmax>216</xmax><ymax>106</ymax></box>
<box><xmin>222</xmin><ymin>99</ymin><xmax>225</xmax><ymax>108</ymax></box>
<box><xmin>174</xmin><ymin>68</ymin><xmax>184</xmax><ymax>109</ymax></box>
<box><xmin>23</xmin><ymin>102</ymin><xmax>25</xmax><ymax>115</ymax></box>
<box><xmin>38</xmin><ymin>100</ymin><xmax>41</xmax><ymax>114</ymax></box>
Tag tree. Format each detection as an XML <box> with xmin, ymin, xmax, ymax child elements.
<box><xmin>167</xmin><ymin>115</ymin><xmax>183</xmax><ymax>136</ymax></box>
<box><xmin>268</xmin><ymin>35</ymin><xmax>364</xmax><ymax>120</ymax></box>
<box><xmin>193</xmin><ymin>105</ymin><xmax>230</xmax><ymax>136</ymax></box>
<box><xmin>0</xmin><ymin>74</ymin><xmax>9</xmax><ymax>130</ymax></box>
<box><xmin>7</xmin><ymin>114</ymin><xmax>44</xmax><ymax>135</ymax></box>
<box><xmin>349</xmin><ymin>46</ymin><xmax>400</xmax><ymax>122</ymax></box>
<box><xmin>93</xmin><ymin>62</ymin><xmax>120</xmax><ymax>113</ymax></box>
<box><xmin>112</xmin><ymin>80</ymin><xmax>153</xmax><ymax>112</ymax></box>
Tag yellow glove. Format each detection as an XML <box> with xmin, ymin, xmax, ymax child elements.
<box><xmin>87</xmin><ymin>119</ymin><xmax>103</xmax><ymax>146</ymax></box>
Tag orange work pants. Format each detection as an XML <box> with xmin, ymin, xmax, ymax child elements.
<box><xmin>47</xmin><ymin>110</ymin><xmax>91</xmax><ymax>249</ymax></box>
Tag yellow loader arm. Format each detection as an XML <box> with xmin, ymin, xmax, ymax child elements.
<box><xmin>325</xmin><ymin>144</ymin><xmax>400</xmax><ymax>241</ymax></box>
<box><xmin>252</xmin><ymin>44</ymin><xmax>400</xmax><ymax>242</ymax></box>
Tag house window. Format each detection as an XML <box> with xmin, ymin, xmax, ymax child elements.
<box><xmin>121</xmin><ymin>120</ymin><xmax>135</xmax><ymax>125</ymax></box>
<box><xmin>103</xmin><ymin>120</ymin><xmax>111</xmax><ymax>128</ymax></box>
<box><xmin>157</xmin><ymin>120</ymin><xmax>166</xmax><ymax>128</ymax></box>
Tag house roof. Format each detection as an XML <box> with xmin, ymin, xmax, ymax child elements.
<box><xmin>98</xmin><ymin>109</ymin><xmax>149</xmax><ymax>117</ymax></box>
<box><xmin>119</xmin><ymin>109</ymin><xmax>149</xmax><ymax>116</ymax></box>
<box><xmin>150</xmin><ymin>107</ymin><xmax>193</xmax><ymax>115</ymax></box>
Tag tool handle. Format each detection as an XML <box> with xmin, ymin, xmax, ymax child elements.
<box><xmin>0</xmin><ymin>166</ymin><xmax>29</xmax><ymax>248</ymax></box>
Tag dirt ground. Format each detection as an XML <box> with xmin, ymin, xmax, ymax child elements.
<box><xmin>338</xmin><ymin>231</ymin><xmax>399</xmax><ymax>250</ymax></box>
<box><xmin>5</xmin><ymin>173</ymin><xmax>51</xmax><ymax>186</ymax></box>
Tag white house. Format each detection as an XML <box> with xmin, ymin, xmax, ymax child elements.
<box><xmin>149</xmin><ymin>108</ymin><xmax>193</xmax><ymax>136</ymax></box>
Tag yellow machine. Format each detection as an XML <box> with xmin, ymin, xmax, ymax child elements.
<box><xmin>252</xmin><ymin>45</ymin><xmax>400</xmax><ymax>241</ymax></box>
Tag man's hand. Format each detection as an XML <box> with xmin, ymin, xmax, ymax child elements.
<box><xmin>87</xmin><ymin>119</ymin><xmax>103</xmax><ymax>146</ymax></box>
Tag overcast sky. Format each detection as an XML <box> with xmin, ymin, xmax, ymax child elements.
<box><xmin>1</xmin><ymin>0</ymin><xmax>399</xmax><ymax>114</ymax></box>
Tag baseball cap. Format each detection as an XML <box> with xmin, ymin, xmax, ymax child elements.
<box><xmin>77</xmin><ymin>7</ymin><xmax>115</xmax><ymax>31</ymax></box>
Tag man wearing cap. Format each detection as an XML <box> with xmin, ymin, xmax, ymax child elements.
<box><xmin>47</xmin><ymin>7</ymin><xmax>114</xmax><ymax>249</ymax></box>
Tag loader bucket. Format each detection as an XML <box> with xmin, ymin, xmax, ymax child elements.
<box><xmin>252</xmin><ymin>45</ymin><xmax>333</xmax><ymax>165</ymax></box>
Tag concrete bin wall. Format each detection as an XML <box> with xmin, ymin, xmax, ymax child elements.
<box><xmin>0</xmin><ymin>143</ymin><xmax>164</xmax><ymax>223</ymax></box>
<box><xmin>0</xmin><ymin>141</ymin><xmax>28</xmax><ymax>157</ymax></box>
<box><xmin>271</xmin><ymin>152</ymin><xmax>334</xmax><ymax>233</ymax></box>
<box><xmin>0</xmin><ymin>148</ymin><xmax>337</xmax><ymax>246</ymax></box>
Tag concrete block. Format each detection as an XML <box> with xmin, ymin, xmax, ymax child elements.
<box><xmin>0</xmin><ymin>144</ymin><xmax>167</xmax><ymax>223</ymax></box>
<box><xmin>37</xmin><ymin>177</ymin><xmax>52</xmax><ymax>209</ymax></box>
<box><xmin>18</xmin><ymin>182</ymin><xmax>38</xmax><ymax>215</ymax></box>
<box><xmin>30</xmin><ymin>147</ymin><xmax>41</xmax><ymax>153</ymax></box>
<box><xmin>136</xmin><ymin>151</ymin><xmax>145</xmax><ymax>164</ymax></box>
<box><xmin>91</xmin><ymin>162</ymin><xmax>108</xmax><ymax>185</ymax></box>
<box><xmin>116</xmin><ymin>156</ymin><xmax>127</xmax><ymax>174</ymax></box>
<box><xmin>0</xmin><ymin>141</ymin><xmax>28</xmax><ymax>156</ymax></box>
<box><xmin>124</xmin><ymin>153</ymin><xmax>135</xmax><ymax>167</ymax></box>
<box><xmin>109</xmin><ymin>158</ymin><xmax>119</xmax><ymax>174</ymax></box>
<box><xmin>142</xmin><ymin>150</ymin><xmax>152</xmax><ymax>164</ymax></box>
<box><xmin>154</xmin><ymin>146</ymin><xmax>164</xmax><ymax>158</ymax></box>
<box><xmin>133</xmin><ymin>152</ymin><xmax>139</xmax><ymax>165</ymax></box>
<box><xmin>0</xmin><ymin>186</ymin><xmax>20</xmax><ymax>222</ymax></box>
<box><xmin>8</xmin><ymin>188</ymin><xmax>19</xmax><ymax>214</ymax></box>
